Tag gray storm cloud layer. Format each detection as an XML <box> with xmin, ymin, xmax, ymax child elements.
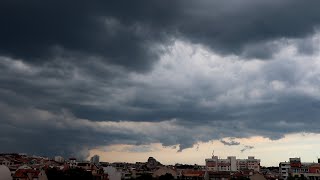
<box><xmin>1</xmin><ymin>0</ymin><xmax>320</xmax><ymax>158</ymax></box>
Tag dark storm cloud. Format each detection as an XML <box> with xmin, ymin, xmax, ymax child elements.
<box><xmin>1</xmin><ymin>0</ymin><xmax>320</xmax><ymax>158</ymax></box>
<box><xmin>1</xmin><ymin>0</ymin><xmax>320</xmax><ymax>70</ymax></box>
<box><xmin>2</xmin><ymin>48</ymin><xmax>320</xmax><ymax>156</ymax></box>
<box><xmin>177</xmin><ymin>0</ymin><xmax>320</xmax><ymax>58</ymax></box>
<box><xmin>0</xmin><ymin>0</ymin><xmax>178</xmax><ymax>71</ymax></box>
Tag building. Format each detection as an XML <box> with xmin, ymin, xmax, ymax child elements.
<box><xmin>0</xmin><ymin>165</ymin><xmax>12</xmax><ymax>180</ymax></box>
<box><xmin>1</xmin><ymin>159</ymin><xmax>13</xmax><ymax>167</ymax></box>
<box><xmin>179</xmin><ymin>170</ymin><xmax>205</xmax><ymax>180</ymax></box>
<box><xmin>13</xmin><ymin>169</ymin><xmax>48</xmax><ymax>180</ymax></box>
<box><xmin>153</xmin><ymin>166</ymin><xmax>178</xmax><ymax>179</ymax></box>
<box><xmin>250</xmin><ymin>173</ymin><xmax>267</xmax><ymax>180</ymax></box>
<box><xmin>204</xmin><ymin>171</ymin><xmax>230</xmax><ymax>180</ymax></box>
<box><xmin>205</xmin><ymin>155</ymin><xmax>237</xmax><ymax>172</ymax></box>
<box><xmin>103</xmin><ymin>166</ymin><xmax>121</xmax><ymax>180</ymax></box>
<box><xmin>279</xmin><ymin>158</ymin><xmax>320</xmax><ymax>180</ymax></box>
<box><xmin>279</xmin><ymin>162</ymin><xmax>290</xmax><ymax>180</ymax></box>
<box><xmin>68</xmin><ymin>158</ymin><xmax>77</xmax><ymax>168</ymax></box>
<box><xmin>205</xmin><ymin>153</ymin><xmax>260</xmax><ymax>172</ymax></box>
<box><xmin>54</xmin><ymin>156</ymin><xmax>64</xmax><ymax>163</ymax></box>
<box><xmin>244</xmin><ymin>156</ymin><xmax>261</xmax><ymax>172</ymax></box>
<box><xmin>90</xmin><ymin>155</ymin><xmax>100</xmax><ymax>164</ymax></box>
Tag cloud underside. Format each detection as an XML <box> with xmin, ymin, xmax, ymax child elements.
<box><xmin>1</xmin><ymin>0</ymin><xmax>320</xmax><ymax>158</ymax></box>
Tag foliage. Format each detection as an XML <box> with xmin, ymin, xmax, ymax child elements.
<box><xmin>46</xmin><ymin>167</ymin><xmax>93</xmax><ymax>180</ymax></box>
<box><xmin>159</xmin><ymin>173</ymin><xmax>174</xmax><ymax>180</ymax></box>
<box><xmin>231</xmin><ymin>177</ymin><xmax>250</xmax><ymax>180</ymax></box>
<box><xmin>135</xmin><ymin>173</ymin><xmax>153</xmax><ymax>180</ymax></box>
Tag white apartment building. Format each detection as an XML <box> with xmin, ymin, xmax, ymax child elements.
<box><xmin>279</xmin><ymin>162</ymin><xmax>290</xmax><ymax>180</ymax></box>
<box><xmin>205</xmin><ymin>154</ymin><xmax>260</xmax><ymax>172</ymax></box>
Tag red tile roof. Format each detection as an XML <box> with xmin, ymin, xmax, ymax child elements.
<box><xmin>182</xmin><ymin>170</ymin><xmax>206</xmax><ymax>177</ymax></box>
<box><xmin>13</xmin><ymin>169</ymin><xmax>40</xmax><ymax>178</ymax></box>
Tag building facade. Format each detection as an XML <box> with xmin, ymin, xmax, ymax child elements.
<box><xmin>90</xmin><ymin>155</ymin><xmax>100</xmax><ymax>164</ymax></box>
<box><xmin>54</xmin><ymin>156</ymin><xmax>64</xmax><ymax>163</ymax></box>
<box><xmin>279</xmin><ymin>162</ymin><xmax>291</xmax><ymax>180</ymax></box>
<box><xmin>279</xmin><ymin>158</ymin><xmax>320</xmax><ymax>180</ymax></box>
<box><xmin>205</xmin><ymin>154</ymin><xmax>260</xmax><ymax>172</ymax></box>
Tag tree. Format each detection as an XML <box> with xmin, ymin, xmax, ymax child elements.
<box><xmin>136</xmin><ymin>173</ymin><xmax>153</xmax><ymax>180</ymax></box>
<box><xmin>159</xmin><ymin>173</ymin><xmax>174</xmax><ymax>180</ymax></box>
<box><xmin>46</xmin><ymin>167</ymin><xmax>93</xmax><ymax>180</ymax></box>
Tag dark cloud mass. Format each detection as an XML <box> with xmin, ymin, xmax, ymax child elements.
<box><xmin>0</xmin><ymin>0</ymin><xmax>178</xmax><ymax>71</ymax></box>
<box><xmin>220</xmin><ymin>139</ymin><xmax>240</xmax><ymax>146</ymax></box>
<box><xmin>1</xmin><ymin>0</ymin><xmax>320</xmax><ymax>66</ymax></box>
<box><xmin>1</xmin><ymin>0</ymin><xmax>320</xmax><ymax>158</ymax></box>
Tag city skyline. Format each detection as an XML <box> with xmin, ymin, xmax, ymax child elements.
<box><xmin>5</xmin><ymin>133</ymin><xmax>319</xmax><ymax>167</ymax></box>
<box><xmin>2</xmin><ymin>151</ymin><xmax>320</xmax><ymax>180</ymax></box>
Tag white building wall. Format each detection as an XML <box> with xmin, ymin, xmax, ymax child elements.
<box><xmin>279</xmin><ymin>162</ymin><xmax>291</xmax><ymax>180</ymax></box>
<box><xmin>54</xmin><ymin>156</ymin><xmax>64</xmax><ymax>163</ymax></box>
<box><xmin>0</xmin><ymin>165</ymin><xmax>12</xmax><ymax>180</ymax></box>
<box><xmin>228</xmin><ymin>156</ymin><xmax>237</xmax><ymax>171</ymax></box>
<box><xmin>206</xmin><ymin>155</ymin><xmax>260</xmax><ymax>172</ymax></box>
<box><xmin>103</xmin><ymin>166</ymin><xmax>121</xmax><ymax>180</ymax></box>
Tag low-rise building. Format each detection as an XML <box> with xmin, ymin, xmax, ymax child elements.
<box><xmin>153</xmin><ymin>166</ymin><xmax>177</xmax><ymax>179</ymax></box>
<box><xmin>54</xmin><ymin>156</ymin><xmax>64</xmax><ymax>163</ymax></box>
<box><xmin>13</xmin><ymin>169</ymin><xmax>47</xmax><ymax>180</ymax></box>
<box><xmin>103</xmin><ymin>166</ymin><xmax>122</xmax><ymax>180</ymax></box>
<box><xmin>180</xmin><ymin>170</ymin><xmax>205</xmax><ymax>180</ymax></box>
<box><xmin>204</xmin><ymin>171</ymin><xmax>230</xmax><ymax>180</ymax></box>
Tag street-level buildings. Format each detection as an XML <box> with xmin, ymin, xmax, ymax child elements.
<box><xmin>279</xmin><ymin>158</ymin><xmax>320</xmax><ymax>180</ymax></box>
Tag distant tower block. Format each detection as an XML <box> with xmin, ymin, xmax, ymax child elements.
<box><xmin>90</xmin><ymin>155</ymin><xmax>100</xmax><ymax>164</ymax></box>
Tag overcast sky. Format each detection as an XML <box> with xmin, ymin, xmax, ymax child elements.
<box><xmin>1</xmin><ymin>0</ymin><xmax>320</xmax><ymax>165</ymax></box>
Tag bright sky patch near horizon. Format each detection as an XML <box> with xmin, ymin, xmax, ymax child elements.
<box><xmin>90</xmin><ymin>133</ymin><xmax>320</xmax><ymax>167</ymax></box>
